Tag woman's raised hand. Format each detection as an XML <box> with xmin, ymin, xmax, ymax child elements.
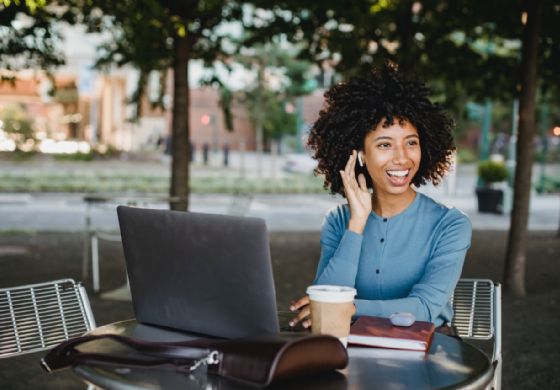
<box><xmin>340</xmin><ymin>150</ymin><xmax>372</xmax><ymax>234</ymax></box>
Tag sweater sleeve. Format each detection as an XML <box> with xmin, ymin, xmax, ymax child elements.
<box><xmin>313</xmin><ymin>207</ymin><xmax>363</xmax><ymax>287</ymax></box>
<box><xmin>354</xmin><ymin>210</ymin><xmax>472</xmax><ymax>324</ymax></box>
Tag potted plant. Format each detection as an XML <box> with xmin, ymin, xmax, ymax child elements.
<box><xmin>476</xmin><ymin>160</ymin><xmax>508</xmax><ymax>214</ymax></box>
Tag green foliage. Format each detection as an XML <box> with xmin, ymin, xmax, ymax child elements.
<box><xmin>8</xmin><ymin>149</ymin><xmax>38</xmax><ymax>160</ymax></box>
<box><xmin>234</xmin><ymin>42</ymin><xmax>312</xmax><ymax>143</ymax></box>
<box><xmin>0</xmin><ymin>0</ymin><xmax>71</xmax><ymax>72</ymax></box>
<box><xmin>535</xmin><ymin>175</ymin><xmax>560</xmax><ymax>194</ymax></box>
<box><xmin>54</xmin><ymin>152</ymin><xmax>94</xmax><ymax>161</ymax></box>
<box><xmin>242</xmin><ymin>88</ymin><xmax>297</xmax><ymax>141</ymax></box>
<box><xmin>243</xmin><ymin>0</ymin><xmax>560</xmax><ymax>105</ymax></box>
<box><xmin>80</xmin><ymin>0</ymin><xmax>242</xmax><ymax>120</ymax></box>
<box><xmin>477</xmin><ymin>160</ymin><xmax>508</xmax><ymax>184</ymax></box>
<box><xmin>0</xmin><ymin>104</ymin><xmax>35</xmax><ymax>148</ymax></box>
<box><xmin>457</xmin><ymin>147</ymin><xmax>478</xmax><ymax>163</ymax></box>
<box><xmin>0</xmin><ymin>170</ymin><xmax>325</xmax><ymax>194</ymax></box>
<box><xmin>262</xmin><ymin>96</ymin><xmax>297</xmax><ymax>140</ymax></box>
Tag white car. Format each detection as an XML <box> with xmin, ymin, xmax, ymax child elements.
<box><xmin>282</xmin><ymin>153</ymin><xmax>318</xmax><ymax>174</ymax></box>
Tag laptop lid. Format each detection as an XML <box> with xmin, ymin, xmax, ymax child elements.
<box><xmin>117</xmin><ymin>206</ymin><xmax>279</xmax><ymax>339</ymax></box>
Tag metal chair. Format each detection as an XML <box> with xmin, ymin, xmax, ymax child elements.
<box><xmin>82</xmin><ymin>194</ymin><xmax>186</xmax><ymax>292</ymax></box>
<box><xmin>0</xmin><ymin>279</ymin><xmax>96</xmax><ymax>359</ymax></box>
<box><xmin>451</xmin><ymin>278</ymin><xmax>502</xmax><ymax>390</ymax></box>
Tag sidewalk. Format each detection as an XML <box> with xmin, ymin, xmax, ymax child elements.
<box><xmin>1</xmin><ymin>154</ymin><xmax>558</xmax><ymax>232</ymax></box>
<box><xmin>0</xmin><ymin>191</ymin><xmax>558</xmax><ymax>232</ymax></box>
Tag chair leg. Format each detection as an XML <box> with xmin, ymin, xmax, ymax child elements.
<box><xmin>493</xmin><ymin>358</ymin><xmax>502</xmax><ymax>389</ymax></box>
<box><xmin>484</xmin><ymin>360</ymin><xmax>501</xmax><ymax>390</ymax></box>
<box><xmin>91</xmin><ymin>234</ymin><xmax>100</xmax><ymax>293</ymax></box>
<box><xmin>82</xmin><ymin>233</ymin><xmax>90</xmax><ymax>280</ymax></box>
<box><xmin>82</xmin><ymin>213</ymin><xmax>91</xmax><ymax>280</ymax></box>
<box><xmin>492</xmin><ymin>284</ymin><xmax>502</xmax><ymax>389</ymax></box>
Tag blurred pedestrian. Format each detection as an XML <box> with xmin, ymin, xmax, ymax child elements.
<box><xmin>203</xmin><ymin>143</ymin><xmax>209</xmax><ymax>165</ymax></box>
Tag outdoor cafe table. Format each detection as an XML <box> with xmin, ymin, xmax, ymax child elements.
<box><xmin>71</xmin><ymin>319</ymin><xmax>493</xmax><ymax>389</ymax></box>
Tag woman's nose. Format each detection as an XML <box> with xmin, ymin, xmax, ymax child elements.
<box><xmin>392</xmin><ymin>146</ymin><xmax>408</xmax><ymax>164</ymax></box>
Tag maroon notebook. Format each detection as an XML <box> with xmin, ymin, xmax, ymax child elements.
<box><xmin>348</xmin><ymin>316</ymin><xmax>435</xmax><ymax>351</ymax></box>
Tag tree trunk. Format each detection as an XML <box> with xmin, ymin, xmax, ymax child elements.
<box><xmin>504</xmin><ymin>0</ymin><xmax>543</xmax><ymax>297</ymax></box>
<box><xmin>170</xmin><ymin>35</ymin><xmax>190</xmax><ymax>211</ymax></box>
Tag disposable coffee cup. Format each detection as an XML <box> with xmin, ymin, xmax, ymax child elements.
<box><xmin>306</xmin><ymin>285</ymin><xmax>357</xmax><ymax>347</ymax></box>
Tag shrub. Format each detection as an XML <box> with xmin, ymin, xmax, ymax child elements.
<box><xmin>477</xmin><ymin>160</ymin><xmax>508</xmax><ymax>184</ymax></box>
<box><xmin>457</xmin><ymin>147</ymin><xmax>478</xmax><ymax>163</ymax></box>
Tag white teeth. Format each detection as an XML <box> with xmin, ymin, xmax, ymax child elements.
<box><xmin>387</xmin><ymin>170</ymin><xmax>409</xmax><ymax>177</ymax></box>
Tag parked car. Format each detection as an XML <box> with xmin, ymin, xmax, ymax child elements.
<box><xmin>282</xmin><ymin>153</ymin><xmax>317</xmax><ymax>175</ymax></box>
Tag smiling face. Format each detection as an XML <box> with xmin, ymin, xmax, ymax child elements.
<box><xmin>362</xmin><ymin>119</ymin><xmax>421</xmax><ymax>201</ymax></box>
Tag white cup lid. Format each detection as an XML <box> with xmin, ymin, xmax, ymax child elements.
<box><xmin>306</xmin><ymin>285</ymin><xmax>356</xmax><ymax>303</ymax></box>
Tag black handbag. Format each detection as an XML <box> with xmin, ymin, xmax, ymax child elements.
<box><xmin>41</xmin><ymin>333</ymin><xmax>348</xmax><ymax>387</ymax></box>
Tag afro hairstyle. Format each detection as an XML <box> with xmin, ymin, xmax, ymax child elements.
<box><xmin>307</xmin><ymin>63</ymin><xmax>456</xmax><ymax>197</ymax></box>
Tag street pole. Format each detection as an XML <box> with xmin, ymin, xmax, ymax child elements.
<box><xmin>211</xmin><ymin>113</ymin><xmax>219</xmax><ymax>165</ymax></box>
<box><xmin>507</xmin><ymin>99</ymin><xmax>519</xmax><ymax>188</ymax></box>
<box><xmin>477</xmin><ymin>98</ymin><xmax>492</xmax><ymax>187</ymax></box>
<box><xmin>481</xmin><ymin>99</ymin><xmax>492</xmax><ymax>161</ymax></box>
<box><xmin>504</xmin><ymin>99</ymin><xmax>519</xmax><ymax>214</ymax></box>
<box><xmin>295</xmin><ymin>96</ymin><xmax>304</xmax><ymax>153</ymax></box>
<box><xmin>271</xmin><ymin>139</ymin><xmax>277</xmax><ymax>180</ymax></box>
<box><xmin>255</xmin><ymin>61</ymin><xmax>264</xmax><ymax>178</ymax></box>
<box><xmin>538</xmin><ymin>103</ymin><xmax>549</xmax><ymax>189</ymax></box>
<box><xmin>239</xmin><ymin>139</ymin><xmax>246</xmax><ymax>179</ymax></box>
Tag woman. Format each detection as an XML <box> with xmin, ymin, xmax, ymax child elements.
<box><xmin>289</xmin><ymin>63</ymin><xmax>471</xmax><ymax>329</ymax></box>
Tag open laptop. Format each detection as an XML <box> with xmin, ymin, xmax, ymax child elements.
<box><xmin>117</xmin><ymin>206</ymin><xmax>280</xmax><ymax>339</ymax></box>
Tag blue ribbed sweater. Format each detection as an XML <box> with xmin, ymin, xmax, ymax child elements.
<box><xmin>313</xmin><ymin>192</ymin><xmax>472</xmax><ymax>326</ymax></box>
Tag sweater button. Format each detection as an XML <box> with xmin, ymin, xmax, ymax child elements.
<box><xmin>376</xmin><ymin>269</ymin><xmax>380</xmax><ymax>274</ymax></box>
<box><xmin>380</xmin><ymin>238</ymin><xmax>385</xmax><ymax>243</ymax></box>
<box><xmin>383</xmin><ymin>218</ymin><xmax>387</xmax><ymax>222</ymax></box>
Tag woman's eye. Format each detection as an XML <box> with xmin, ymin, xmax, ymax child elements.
<box><xmin>408</xmin><ymin>140</ymin><xmax>419</xmax><ymax>146</ymax></box>
<box><xmin>377</xmin><ymin>143</ymin><xmax>391</xmax><ymax>149</ymax></box>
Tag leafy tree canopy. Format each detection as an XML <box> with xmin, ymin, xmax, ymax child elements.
<box><xmin>74</xmin><ymin>0</ymin><xmax>242</xmax><ymax>117</ymax></box>
<box><xmin>0</xmin><ymin>0</ymin><xmax>77</xmax><ymax>75</ymax></box>
<box><xmin>242</xmin><ymin>0</ymin><xmax>560</xmax><ymax>106</ymax></box>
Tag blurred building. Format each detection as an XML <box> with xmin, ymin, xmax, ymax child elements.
<box><xmin>0</xmin><ymin>25</ymin><xmax>328</xmax><ymax>153</ymax></box>
<box><xmin>0</xmin><ymin>69</ymin><xmax>327</xmax><ymax>153</ymax></box>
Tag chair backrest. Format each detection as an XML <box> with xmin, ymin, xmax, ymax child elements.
<box><xmin>451</xmin><ymin>278</ymin><xmax>495</xmax><ymax>340</ymax></box>
<box><xmin>0</xmin><ymin>279</ymin><xmax>96</xmax><ymax>359</ymax></box>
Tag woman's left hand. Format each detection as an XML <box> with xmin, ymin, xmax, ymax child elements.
<box><xmin>289</xmin><ymin>295</ymin><xmax>312</xmax><ymax>328</ymax></box>
<box><xmin>288</xmin><ymin>295</ymin><xmax>357</xmax><ymax>329</ymax></box>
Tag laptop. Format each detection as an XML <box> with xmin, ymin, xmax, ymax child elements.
<box><xmin>117</xmin><ymin>206</ymin><xmax>280</xmax><ymax>339</ymax></box>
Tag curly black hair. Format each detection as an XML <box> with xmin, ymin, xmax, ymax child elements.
<box><xmin>307</xmin><ymin>63</ymin><xmax>455</xmax><ymax>197</ymax></box>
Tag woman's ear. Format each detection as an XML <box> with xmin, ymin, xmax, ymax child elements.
<box><xmin>357</xmin><ymin>151</ymin><xmax>365</xmax><ymax>167</ymax></box>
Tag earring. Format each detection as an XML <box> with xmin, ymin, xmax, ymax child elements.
<box><xmin>358</xmin><ymin>152</ymin><xmax>364</xmax><ymax>167</ymax></box>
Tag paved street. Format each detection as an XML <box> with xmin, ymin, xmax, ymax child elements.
<box><xmin>0</xmin><ymin>191</ymin><xmax>558</xmax><ymax>232</ymax></box>
<box><xmin>0</xmin><ymin>154</ymin><xmax>558</xmax><ymax>232</ymax></box>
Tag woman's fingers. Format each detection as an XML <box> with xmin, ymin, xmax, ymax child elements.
<box><xmin>340</xmin><ymin>170</ymin><xmax>359</xmax><ymax>205</ymax></box>
<box><xmin>343</xmin><ymin>152</ymin><xmax>360</xmax><ymax>190</ymax></box>
<box><xmin>358</xmin><ymin>173</ymin><xmax>368</xmax><ymax>193</ymax></box>
<box><xmin>349</xmin><ymin>150</ymin><xmax>357</xmax><ymax>182</ymax></box>
<box><xmin>290</xmin><ymin>295</ymin><xmax>309</xmax><ymax>311</ymax></box>
<box><xmin>289</xmin><ymin>306</ymin><xmax>311</xmax><ymax>328</ymax></box>
<box><xmin>343</xmin><ymin>151</ymin><xmax>354</xmax><ymax>179</ymax></box>
<box><xmin>340</xmin><ymin>170</ymin><xmax>352</xmax><ymax>196</ymax></box>
<box><xmin>289</xmin><ymin>296</ymin><xmax>312</xmax><ymax>328</ymax></box>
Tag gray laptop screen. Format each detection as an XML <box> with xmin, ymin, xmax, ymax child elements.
<box><xmin>117</xmin><ymin>206</ymin><xmax>279</xmax><ymax>338</ymax></box>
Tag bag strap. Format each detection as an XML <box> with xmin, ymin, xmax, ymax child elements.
<box><xmin>41</xmin><ymin>334</ymin><xmax>220</xmax><ymax>374</ymax></box>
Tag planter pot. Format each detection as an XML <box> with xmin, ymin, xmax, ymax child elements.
<box><xmin>476</xmin><ymin>188</ymin><xmax>504</xmax><ymax>214</ymax></box>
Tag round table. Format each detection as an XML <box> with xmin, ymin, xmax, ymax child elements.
<box><xmin>73</xmin><ymin>319</ymin><xmax>493</xmax><ymax>390</ymax></box>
